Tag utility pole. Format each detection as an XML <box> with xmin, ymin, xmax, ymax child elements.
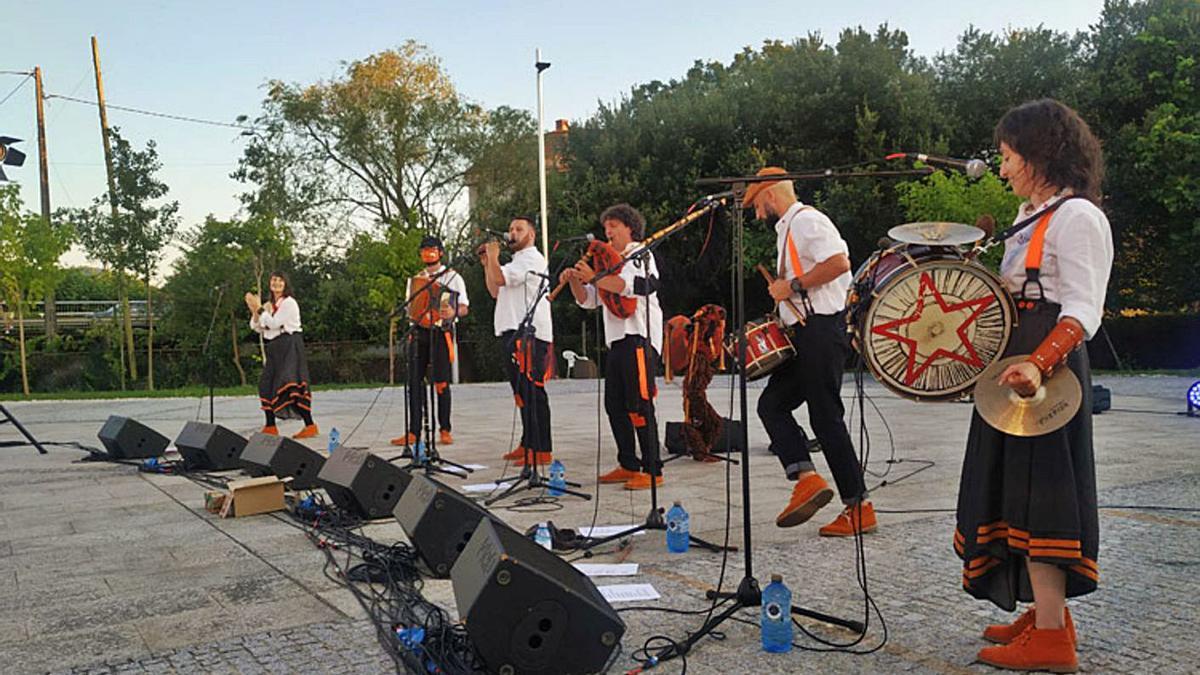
<box><xmin>33</xmin><ymin>66</ymin><xmax>56</xmax><ymax>338</ymax></box>
<box><xmin>91</xmin><ymin>35</ymin><xmax>135</xmax><ymax>385</ymax></box>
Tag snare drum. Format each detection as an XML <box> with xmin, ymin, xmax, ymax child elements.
<box><xmin>726</xmin><ymin>316</ymin><xmax>795</xmax><ymax>381</ymax></box>
<box><xmin>846</xmin><ymin>244</ymin><xmax>1016</xmax><ymax>401</ymax></box>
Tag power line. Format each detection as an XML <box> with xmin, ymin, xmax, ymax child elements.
<box><xmin>0</xmin><ymin>73</ymin><xmax>33</xmax><ymax>108</ymax></box>
<box><xmin>44</xmin><ymin>92</ymin><xmax>259</xmax><ymax>132</ymax></box>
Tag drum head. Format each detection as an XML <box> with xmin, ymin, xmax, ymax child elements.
<box><xmin>859</xmin><ymin>259</ymin><xmax>1015</xmax><ymax>401</ymax></box>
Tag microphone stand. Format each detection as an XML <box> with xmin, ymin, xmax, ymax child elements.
<box><xmin>202</xmin><ymin>285</ymin><xmax>225</xmax><ymax>424</ymax></box>
<box><xmin>576</xmin><ymin>199</ymin><xmax>734</xmax><ymax>554</ymax></box>
<box><xmin>390</xmin><ymin>255</ymin><xmax>476</xmax><ymax>479</ymax></box>
<box><xmin>644</xmin><ymin>174</ymin><xmax>863</xmax><ymax>670</ymax></box>
<box><xmin>487</xmin><ymin>247</ymin><xmax>591</xmax><ymax>505</ymax></box>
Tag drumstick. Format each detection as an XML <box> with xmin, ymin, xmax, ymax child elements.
<box><xmin>755</xmin><ymin>264</ymin><xmax>806</xmax><ymax>327</ymax></box>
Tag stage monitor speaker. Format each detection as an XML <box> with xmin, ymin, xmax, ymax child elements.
<box><xmin>97</xmin><ymin>416</ymin><xmax>168</xmax><ymax>459</ymax></box>
<box><xmin>393</xmin><ymin>474</ymin><xmax>501</xmax><ymax>578</ymax></box>
<box><xmin>316</xmin><ymin>447</ymin><xmax>410</xmax><ymax>519</ymax></box>
<box><xmin>451</xmin><ymin>519</ymin><xmax>624</xmax><ymax>675</ymax></box>
<box><xmin>174</xmin><ymin>421</ymin><xmax>247</xmax><ymax>471</ymax></box>
<box><xmin>240</xmin><ymin>432</ymin><xmax>326</xmax><ymax>489</ymax></box>
<box><xmin>665</xmin><ymin>417</ymin><xmax>746</xmax><ymax>456</ymax></box>
<box><xmin>1092</xmin><ymin>384</ymin><xmax>1112</xmax><ymax>414</ymax></box>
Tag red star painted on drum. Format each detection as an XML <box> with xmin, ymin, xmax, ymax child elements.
<box><xmin>870</xmin><ymin>271</ymin><xmax>996</xmax><ymax>386</ymax></box>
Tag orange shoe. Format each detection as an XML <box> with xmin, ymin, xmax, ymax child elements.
<box><xmin>439</xmin><ymin>430</ymin><xmax>453</xmax><ymax>446</ymax></box>
<box><xmin>502</xmin><ymin>445</ymin><xmax>526</xmax><ymax>460</ymax></box>
<box><xmin>293</xmin><ymin>424</ymin><xmax>319</xmax><ymax>440</ymax></box>
<box><xmin>775</xmin><ymin>473</ymin><xmax>834</xmax><ymax>528</ymax></box>
<box><xmin>977</xmin><ymin>626</ymin><xmax>1078</xmax><ymax>673</ymax></box>
<box><xmin>623</xmin><ymin>473</ymin><xmax>663</xmax><ymax>490</ymax></box>
<box><xmin>599</xmin><ymin>467</ymin><xmax>641</xmax><ymax>484</ymax></box>
<box><xmin>390</xmin><ymin>432</ymin><xmax>417</xmax><ymax>447</ymax></box>
<box><xmin>515</xmin><ymin>451</ymin><xmax>553</xmax><ymax>467</ymax></box>
<box><xmin>261</xmin><ymin>425</ymin><xmax>279</xmax><ymax>436</ymax></box>
<box><xmin>818</xmin><ymin>501</ymin><xmax>877</xmax><ymax>537</ymax></box>
<box><xmin>984</xmin><ymin>607</ymin><xmax>1076</xmax><ymax>646</ymax></box>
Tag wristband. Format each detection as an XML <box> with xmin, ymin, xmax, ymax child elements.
<box><xmin>790</xmin><ymin>278</ymin><xmax>805</xmax><ymax>295</ymax></box>
<box><xmin>1027</xmin><ymin>320</ymin><xmax>1084</xmax><ymax>376</ymax></box>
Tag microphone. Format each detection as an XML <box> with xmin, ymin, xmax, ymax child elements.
<box><xmin>478</xmin><ymin>228</ymin><xmax>512</xmax><ymax>243</ymax></box>
<box><xmin>886</xmin><ymin>152</ymin><xmax>988</xmax><ymax>179</ymax></box>
<box><xmin>556</xmin><ymin>233</ymin><xmax>595</xmax><ymax>244</ymax></box>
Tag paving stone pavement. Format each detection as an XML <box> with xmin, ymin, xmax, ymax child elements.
<box><xmin>1</xmin><ymin>373</ymin><xmax>1196</xmax><ymax>674</ymax></box>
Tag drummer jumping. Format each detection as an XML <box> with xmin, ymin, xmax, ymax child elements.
<box><xmin>744</xmin><ymin>167</ymin><xmax>874</xmax><ymax>535</ymax></box>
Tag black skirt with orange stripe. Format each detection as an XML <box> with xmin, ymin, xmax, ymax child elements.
<box><xmin>258</xmin><ymin>332</ymin><xmax>313</xmax><ymax>420</ymax></box>
<box><xmin>955</xmin><ymin>301</ymin><xmax>1099</xmax><ymax>611</ymax></box>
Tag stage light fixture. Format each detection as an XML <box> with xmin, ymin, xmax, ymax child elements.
<box><xmin>0</xmin><ymin>136</ymin><xmax>26</xmax><ymax>181</ymax></box>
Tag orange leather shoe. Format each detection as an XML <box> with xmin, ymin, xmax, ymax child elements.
<box><xmin>515</xmin><ymin>451</ymin><xmax>553</xmax><ymax>467</ymax></box>
<box><xmin>293</xmin><ymin>424</ymin><xmax>319</xmax><ymax>440</ymax></box>
<box><xmin>503</xmin><ymin>445</ymin><xmax>526</xmax><ymax>460</ymax></box>
<box><xmin>439</xmin><ymin>430</ymin><xmax>454</xmax><ymax>446</ymax></box>
<box><xmin>984</xmin><ymin>607</ymin><xmax>1076</xmax><ymax>646</ymax></box>
<box><xmin>818</xmin><ymin>501</ymin><xmax>877</xmax><ymax>537</ymax></box>
<box><xmin>391</xmin><ymin>432</ymin><xmax>417</xmax><ymax>447</ymax></box>
<box><xmin>599</xmin><ymin>467</ymin><xmax>641</xmax><ymax>484</ymax></box>
<box><xmin>977</xmin><ymin>626</ymin><xmax>1078</xmax><ymax>673</ymax></box>
<box><xmin>623</xmin><ymin>473</ymin><xmax>663</xmax><ymax>490</ymax></box>
<box><xmin>261</xmin><ymin>425</ymin><xmax>279</xmax><ymax>436</ymax></box>
<box><xmin>775</xmin><ymin>473</ymin><xmax>834</xmax><ymax>528</ymax></box>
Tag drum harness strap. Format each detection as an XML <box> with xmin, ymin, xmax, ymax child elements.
<box><xmin>979</xmin><ymin>195</ymin><xmax>1089</xmax><ymax>311</ymax></box>
<box><xmin>779</xmin><ymin>207</ymin><xmax>817</xmax><ymax>322</ymax></box>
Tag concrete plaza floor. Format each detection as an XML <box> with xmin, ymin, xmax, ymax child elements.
<box><xmin>0</xmin><ymin>373</ymin><xmax>1196</xmax><ymax>674</ymax></box>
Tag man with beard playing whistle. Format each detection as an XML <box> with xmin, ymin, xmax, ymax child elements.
<box><xmin>479</xmin><ymin>216</ymin><xmax>555</xmax><ymax>468</ymax></box>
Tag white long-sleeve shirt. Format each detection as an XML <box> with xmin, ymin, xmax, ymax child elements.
<box><xmin>1000</xmin><ymin>195</ymin><xmax>1113</xmax><ymax>339</ymax></box>
<box><xmin>577</xmin><ymin>242</ymin><xmax>663</xmax><ymax>353</ymax></box>
<box><xmin>250</xmin><ymin>296</ymin><xmax>302</xmax><ymax>340</ymax></box>
<box><xmin>494</xmin><ymin>246</ymin><xmax>554</xmax><ymax>340</ymax></box>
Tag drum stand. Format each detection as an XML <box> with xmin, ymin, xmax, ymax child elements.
<box><xmin>641</xmin><ymin>176</ymin><xmax>863</xmax><ymax>667</ymax></box>
<box><xmin>487</xmin><ymin>252</ymin><xmax>591</xmax><ymax>505</ymax></box>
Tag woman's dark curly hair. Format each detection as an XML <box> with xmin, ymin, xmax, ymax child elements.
<box><xmin>599</xmin><ymin>203</ymin><xmax>647</xmax><ymax>241</ymax></box>
<box><xmin>995</xmin><ymin>98</ymin><xmax>1104</xmax><ymax>204</ymax></box>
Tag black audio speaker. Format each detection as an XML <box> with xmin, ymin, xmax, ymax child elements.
<box><xmin>240</xmin><ymin>432</ymin><xmax>326</xmax><ymax>489</ymax></box>
<box><xmin>316</xmin><ymin>447</ymin><xmax>411</xmax><ymax>519</ymax></box>
<box><xmin>393</xmin><ymin>474</ymin><xmax>501</xmax><ymax>577</ymax></box>
<box><xmin>665</xmin><ymin>417</ymin><xmax>746</xmax><ymax>455</ymax></box>
<box><xmin>174</xmin><ymin>421</ymin><xmax>247</xmax><ymax>471</ymax></box>
<box><xmin>451</xmin><ymin>519</ymin><xmax>625</xmax><ymax>675</ymax></box>
<box><xmin>97</xmin><ymin>416</ymin><xmax>169</xmax><ymax>459</ymax></box>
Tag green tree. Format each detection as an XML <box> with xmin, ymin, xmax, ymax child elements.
<box><xmin>0</xmin><ymin>184</ymin><xmax>73</xmax><ymax>395</ymax></box>
<box><xmin>66</xmin><ymin>128</ymin><xmax>179</xmax><ymax>388</ymax></box>
<box><xmin>162</xmin><ymin>216</ymin><xmax>292</xmax><ymax>387</ymax></box>
<box><xmin>235</xmin><ymin>42</ymin><xmax>490</xmax><ymax>245</ymax></box>
<box><xmin>1086</xmin><ymin>0</ymin><xmax>1200</xmax><ymax>311</ymax></box>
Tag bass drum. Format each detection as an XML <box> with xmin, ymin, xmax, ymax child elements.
<box><xmin>846</xmin><ymin>245</ymin><xmax>1016</xmax><ymax>401</ymax></box>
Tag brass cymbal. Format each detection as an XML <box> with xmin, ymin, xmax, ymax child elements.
<box><xmin>888</xmin><ymin>221</ymin><xmax>985</xmax><ymax>246</ymax></box>
<box><xmin>973</xmin><ymin>355</ymin><xmax>1082</xmax><ymax>437</ymax></box>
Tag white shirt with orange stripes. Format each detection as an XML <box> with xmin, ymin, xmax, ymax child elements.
<box><xmin>773</xmin><ymin>201</ymin><xmax>852</xmax><ymax>325</ymax></box>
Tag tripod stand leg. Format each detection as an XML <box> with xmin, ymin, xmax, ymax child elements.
<box><xmin>0</xmin><ymin>405</ymin><xmax>47</xmax><ymax>455</ymax></box>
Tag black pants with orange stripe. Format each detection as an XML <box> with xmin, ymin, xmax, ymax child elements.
<box><xmin>605</xmin><ymin>335</ymin><xmax>661</xmax><ymax>475</ymax></box>
<box><xmin>408</xmin><ymin>328</ymin><xmax>452</xmax><ymax>434</ymax></box>
<box><xmin>501</xmin><ymin>330</ymin><xmax>553</xmax><ymax>455</ymax></box>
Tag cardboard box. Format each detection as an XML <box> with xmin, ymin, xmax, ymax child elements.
<box><xmin>204</xmin><ymin>490</ymin><xmax>226</xmax><ymax>514</ymax></box>
<box><xmin>220</xmin><ymin>476</ymin><xmax>286</xmax><ymax>518</ymax></box>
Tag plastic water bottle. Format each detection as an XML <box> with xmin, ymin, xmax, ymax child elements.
<box><xmin>761</xmin><ymin>574</ymin><xmax>793</xmax><ymax>653</ymax></box>
<box><xmin>414</xmin><ymin>439</ymin><xmax>426</xmax><ymax>463</ymax></box>
<box><xmin>665</xmin><ymin>501</ymin><xmax>690</xmax><ymax>553</ymax></box>
<box><xmin>327</xmin><ymin>428</ymin><xmax>340</xmax><ymax>453</ymax></box>
<box><xmin>548</xmin><ymin>459</ymin><xmax>566</xmax><ymax>496</ymax></box>
<box><xmin>535</xmin><ymin>523</ymin><xmax>552</xmax><ymax>550</ymax></box>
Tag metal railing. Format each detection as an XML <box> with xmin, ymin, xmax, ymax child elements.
<box><xmin>2</xmin><ymin>300</ymin><xmax>158</xmax><ymax>332</ymax></box>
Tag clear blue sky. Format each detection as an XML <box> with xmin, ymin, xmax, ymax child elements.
<box><xmin>3</xmin><ymin>0</ymin><xmax>1106</xmax><ymax>270</ymax></box>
